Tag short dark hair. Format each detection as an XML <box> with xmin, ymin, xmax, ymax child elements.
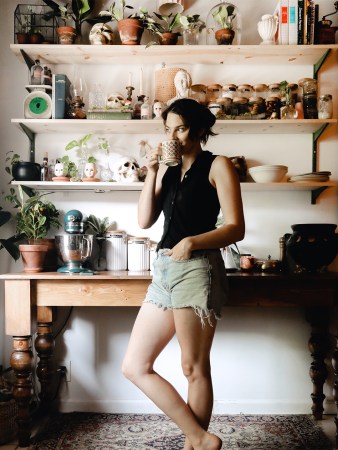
<box><xmin>162</xmin><ymin>98</ymin><xmax>217</xmax><ymax>145</ymax></box>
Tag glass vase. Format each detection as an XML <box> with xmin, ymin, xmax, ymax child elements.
<box><xmin>183</xmin><ymin>28</ymin><xmax>200</xmax><ymax>45</ymax></box>
<box><xmin>100</xmin><ymin>159</ymin><xmax>114</xmax><ymax>182</ymax></box>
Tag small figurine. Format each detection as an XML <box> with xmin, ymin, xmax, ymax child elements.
<box><xmin>113</xmin><ymin>156</ymin><xmax>140</xmax><ymax>182</ymax></box>
<box><xmin>106</xmin><ymin>93</ymin><xmax>125</xmax><ymax>109</ymax></box>
<box><xmin>82</xmin><ymin>162</ymin><xmax>100</xmax><ymax>182</ymax></box>
<box><xmin>52</xmin><ymin>162</ymin><xmax>70</xmax><ymax>182</ymax></box>
<box><xmin>89</xmin><ymin>23</ymin><xmax>114</xmax><ymax>45</ymax></box>
<box><xmin>153</xmin><ymin>100</ymin><xmax>163</xmax><ymax>119</ymax></box>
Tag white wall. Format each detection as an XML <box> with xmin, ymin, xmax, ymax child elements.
<box><xmin>1</xmin><ymin>0</ymin><xmax>337</xmax><ymax>414</ymax></box>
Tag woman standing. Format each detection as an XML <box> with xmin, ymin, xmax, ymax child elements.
<box><xmin>122</xmin><ymin>98</ymin><xmax>245</xmax><ymax>450</ymax></box>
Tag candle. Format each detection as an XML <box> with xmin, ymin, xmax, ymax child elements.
<box><xmin>139</xmin><ymin>68</ymin><xmax>143</xmax><ymax>95</ymax></box>
<box><xmin>128</xmin><ymin>72</ymin><xmax>132</xmax><ymax>87</ymax></box>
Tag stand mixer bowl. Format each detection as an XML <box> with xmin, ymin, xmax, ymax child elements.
<box><xmin>55</xmin><ymin>234</ymin><xmax>93</xmax><ymax>273</ymax></box>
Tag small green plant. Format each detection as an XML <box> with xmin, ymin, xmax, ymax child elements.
<box><xmin>180</xmin><ymin>14</ymin><xmax>205</xmax><ymax>31</ymax></box>
<box><xmin>148</xmin><ymin>12</ymin><xmax>181</xmax><ymax>34</ymax></box>
<box><xmin>212</xmin><ymin>4</ymin><xmax>236</xmax><ymax>29</ymax></box>
<box><xmin>5</xmin><ymin>185</ymin><xmax>61</xmax><ymax>241</ymax></box>
<box><xmin>99</xmin><ymin>0</ymin><xmax>134</xmax><ymax>22</ymax></box>
<box><xmin>42</xmin><ymin>0</ymin><xmax>95</xmax><ymax>33</ymax></box>
<box><xmin>87</xmin><ymin>214</ymin><xmax>114</xmax><ymax>238</ymax></box>
<box><xmin>58</xmin><ymin>155</ymin><xmax>80</xmax><ymax>180</ymax></box>
<box><xmin>65</xmin><ymin>133</ymin><xmax>93</xmax><ymax>161</ymax></box>
<box><xmin>98</xmin><ymin>137</ymin><xmax>110</xmax><ymax>154</ymax></box>
<box><xmin>279</xmin><ymin>80</ymin><xmax>291</xmax><ymax>103</ymax></box>
<box><xmin>5</xmin><ymin>151</ymin><xmax>21</xmax><ymax>180</ymax></box>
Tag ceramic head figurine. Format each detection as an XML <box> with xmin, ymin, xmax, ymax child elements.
<box><xmin>84</xmin><ymin>162</ymin><xmax>97</xmax><ymax>179</ymax></box>
<box><xmin>167</xmin><ymin>70</ymin><xmax>192</xmax><ymax>105</ymax></box>
<box><xmin>153</xmin><ymin>101</ymin><xmax>163</xmax><ymax>119</ymax></box>
<box><xmin>54</xmin><ymin>162</ymin><xmax>65</xmax><ymax>177</ymax></box>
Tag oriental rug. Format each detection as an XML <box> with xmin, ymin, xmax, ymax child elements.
<box><xmin>29</xmin><ymin>413</ymin><xmax>332</xmax><ymax>450</ymax></box>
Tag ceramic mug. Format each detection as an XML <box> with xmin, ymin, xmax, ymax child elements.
<box><xmin>161</xmin><ymin>139</ymin><xmax>182</xmax><ymax>166</ymax></box>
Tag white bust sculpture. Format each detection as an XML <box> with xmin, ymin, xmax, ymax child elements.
<box><xmin>167</xmin><ymin>70</ymin><xmax>192</xmax><ymax>105</ymax></box>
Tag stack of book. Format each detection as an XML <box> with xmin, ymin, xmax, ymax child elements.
<box><xmin>274</xmin><ymin>0</ymin><xmax>319</xmax><ymax>45</ymax></box>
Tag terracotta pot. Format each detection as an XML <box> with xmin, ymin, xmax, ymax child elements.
<box><xmin>57</xmin><ymin>26</ymin><xmax>77</xmax><ymax>45</ymax></box>
<box><xmin>215</xmin><ymin>28</ymin><xmax>235</xmax><ymax>45</ymax></box>
<box><xmin>16</xmin><ymin>33</ymin><xmax>29</xmax><ymax>44</ymax></box>
<box><xmin>28</xmin><ymin>238</ymin><xmax>58</xmax><ymax>271</ymax></box>
<box><xmin>117</xmin><ymin>18</ymin><xmax>144</xmax><ymax>45</ymax></box>
<box><xmin>28</xmin><ymin>33</ymin><xmax>44</xmax><ymax>44</ymax></box>
<box><xmin>159</xmin><ymin>32</ymin><xmax>179</xmax><ymax>45</ymax></box>
<box><xmin>19</xmin><ymin>244</ymin><xmax>48</xmax><ymax>273</ymax></box>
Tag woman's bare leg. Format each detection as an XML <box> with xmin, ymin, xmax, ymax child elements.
<box><xmin>122</xmin><ymin>303</ymin><xmax>221</xmax><ymax>450</ymax></box>
<box><xmin>174</xmin><ymin>309</ymin><xmax>218</xmax><ymax>450</ymax></box>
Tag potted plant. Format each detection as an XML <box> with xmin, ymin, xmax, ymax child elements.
<box><xmin>5</xmin><ymin>185</ymin><xmax>61</xmax><ymax>272</ymax></box>
<box><xmin>16</xmin><ymin>13</ymin><xmax>30</xmax><ymax>44</ymax></box>
<box><xmin>65</xmin><ymin>133</ymin><xmax>93</xmax><ymax>178</ymax></box>
<box><xmin>42</xmin><ymin>0</ymin><xmax>95</xmax><ymax>44</ymax></box>
<box><xmin>87</xmin><ymin>214</ymin><xmax>115</xmax><ymax>270</ymax></box>
<box><xmin>6</xmin><ymin>151</ymin><xmax>41</xmax><ymax>182</ymax></box>
<box><xmin>180</xmin><ymin>14</ymin><xmax>205</xmax><ymax>45</ymax></box>
<box><xmin>212</xmin><ymin>3</ymin><xmax>236</xmax><ymax>45</ymax></box>
<box><xmin>99</xmin><ymin>1</ymin><xmax>150</xmax><ymax>45</ymax></box>
<box><xmin>145</xmin><ymin>12</ymin><xmax>181</xmax><ymax>45</ymax></box>
<box><xmin>56</xmin><ymin>155</ymin><xmax>80</xmax><ymax>181</ymax></box>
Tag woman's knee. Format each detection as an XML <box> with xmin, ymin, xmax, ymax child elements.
<box><xmin>181</xmin><ymin>358</ymin><xmax>211</xmax><ymax>382</ymax></box>
<box><xmin>121</xmin><ymin>355</ymin><xmax>152</xmax><ymax>382</ymax></box>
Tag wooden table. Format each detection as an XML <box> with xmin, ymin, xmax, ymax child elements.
<box><xmin>1</xmin><ymin>271</ymin><xmax>338</xmax><ymax>448</ymax></box>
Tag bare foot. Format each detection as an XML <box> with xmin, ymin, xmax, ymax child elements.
<box><xmin>193</xmin><ymin>432</ymin><xmax>222</xmax><ymax>450</ymax></box>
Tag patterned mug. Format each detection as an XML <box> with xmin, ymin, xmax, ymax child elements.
<box><xmin>161</xmin><ymin>139</ymin><xmax>182</xmax><ymax>166</ymax></box>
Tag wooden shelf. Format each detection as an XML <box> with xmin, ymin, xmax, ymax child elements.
<box><xmin>12</xmin><ymin>118</ymin><xmax>337</xmax><ymax>135</ymax></box>
<box><xmin>10</xmin><ymin>44</ymin><xmax>338</xmax><ymax>66</ymax></box>
<box><xmin>11</xmin><ymin>180</ymin><xmax>336</xmax><ymax>193</ymax></box>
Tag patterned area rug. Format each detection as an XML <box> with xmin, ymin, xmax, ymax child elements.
<box><xmin>29</xmin><ymin>413</ymin><xmax>332</xmax><ymax>450</ymax></box>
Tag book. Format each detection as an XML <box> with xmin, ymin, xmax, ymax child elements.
<box><xmin>280</xmin><ymin>0</ymin><xmax>289</xmax><ymax>44</ymax></box>
<box><xmin>297</xmin><ymin>0</ymin><xmax>304</xmax><ymax>44</ymax></box>
<box><xmin>52</xmin><ymin>74</ymin><xmax>70</xmax><ymax>119</ymax></box>
<box><xmin>289</xmin><ymin>0</ymin><xmax>298</xmax><ymax>44</ymax></box>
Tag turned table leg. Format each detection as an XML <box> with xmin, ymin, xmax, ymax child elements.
<box><xmin>10</xmin><ymin>336</ymin><xmax>33</xmax><ymax>448</ymax></box>
<box><xmin>306</xmin><ymin>307</ymin><xmax>330</xmax><ymax>420</ymax></box>
<box><xmin>35</xmin><ymin>306</ymin><xmax>55</xmax><ymax>410</ymax></box>
<box><xmin>333</xmin><ymin>334</ymin><xmax>338</xmax><ymax>448</ymax></box>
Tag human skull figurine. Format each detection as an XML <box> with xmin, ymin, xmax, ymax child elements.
<box><xmin>113</xmin><ymin>156</ymin><xmax>140</xmax><ymax>182</ymax></box>
<box><xmin>89</xmin><ymin>23</ymin><xmax>114</xmax><ymax>45</ymax></box>
<box><xmin>107</xmin><ymin>93</ymin><xmax>125</xmax><ymax>109</ymax></box>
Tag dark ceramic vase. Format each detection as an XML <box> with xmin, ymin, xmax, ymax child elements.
<box><xmin>12</xmin><ymin>161</ymin><xmax>41</xmax><ymax>181</ymax></box>
<box><xmin>285</xmin><ymin>223</ymin><xmax>337</xmax><ymax>272</ymax></box>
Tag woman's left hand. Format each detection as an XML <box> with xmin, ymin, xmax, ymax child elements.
<box><xmin>165</xmin><ymin>238</ymin><xmax>192</xmax><ymax>261</ymax></box>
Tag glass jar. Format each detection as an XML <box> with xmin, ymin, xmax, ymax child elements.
<box><xmin>232</xmin><ymin>96</ymin><xmax>248</xmax><ymax>116</ymax></box>
<box><xmin>206</xmin><ymin>84</ymin><xmax>222</xmax><ymax>103</ymax></box>
<box><xmin>287</xmin><ymin>83</ymin><xmax>298</xmax><ymax>106</ymax></box>
<box><xmin>301</xmin><ymin>78</ymin><xmax>318</xmax><ymax>119</ymax></box>
<box><xmin>248</xmin><ymin>96</ymin><xmax>265</xmax><ymax>117</ymax></box>
<box><xmin>252</xmin><ymin>83</ymin><xmax>268</xmax><ymax>100</ymax></box>
<box><xmin>265</xmin><ymin>96</ymin><xmax>281</xmax><ymax>119</ymax></box>
<box><xmin>106</xmin><ymin>231</ymin><xmax>128</xmax><ymax>271</ymax></box>
<box><xmin>217</xmin><ymin>97</ymin><xmax>233</xmax><ymax>116</ymax></box>
<box><xmin>222</xmin><ymin>83</ymin><xmax>237</xmax><ymax>100</ymax></box>
<box><xmin>268</xmin><ymin>83</ymin><xmax>281</xmax><ymax>99</ymax></box>
<box><xmin>237</xmin><ymin>84</ymin><xmax>252</xmax><ymax>99</ymax></box>
<box><xmin>318</xmin><ymin>94</ymin><xmax>333</xmax><ymax>119</ymax></box>
<box><xmin>127</xmin><ymin>237</ymin><xmax>150</xmax><ymax>271</ymax></box>
<box><xmin>190</xmin><ymin>84</ymin><xmax>207</xmax><ymax>104</ymax></box>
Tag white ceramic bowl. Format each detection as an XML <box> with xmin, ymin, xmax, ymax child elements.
<box><xmin>248</xmin><ymin>165</ymin><xmax>288</xmax><ymax>183</ymax></box>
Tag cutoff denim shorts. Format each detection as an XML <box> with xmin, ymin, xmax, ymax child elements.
<box><xmin>144</xmin><ymin>249</ymin><xmax>229</xmax><ymax>322</ymax></box>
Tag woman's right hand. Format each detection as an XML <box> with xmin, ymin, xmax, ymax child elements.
<box><xmin>146</xmin><ymin>144</ymin><xmax>162</xmax><ymax>172</ymax></box>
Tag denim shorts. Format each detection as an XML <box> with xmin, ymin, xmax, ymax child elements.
<box><xmin>144</xmin><ymin>249</ymin><xmax>229</xmax><ymax>322</ymax></box>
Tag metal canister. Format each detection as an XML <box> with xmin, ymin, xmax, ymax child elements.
<box><xmin>128</xmin><ymin>236</ymin><xmax>150</xmax><ymax>271</ymax></box>
<box><xmin>106</xmin><ymin>231</ymin><xmax>127</xmax><ymax>271</ymax></box>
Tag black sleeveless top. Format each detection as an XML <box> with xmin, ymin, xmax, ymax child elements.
<box><xmin>158</xmin><ymin>151</ymin><xmax>220</xmax><ymax>250</ymax></box>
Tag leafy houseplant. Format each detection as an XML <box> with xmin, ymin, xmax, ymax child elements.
<box><xmin>145</xmin><ymin>12</ymin><xmax>181</xmax><ymax>45</ymax></box>
<box><xmin>212</xmin><ymin>4</ymin><xmax>236</xmax><ymax>45</ymax></box>
<box><xmin>99</xmin><ymin>1</ymin><xmax>150</xmax><ymax>44</ymax></box>
<box><xmin>42</xmin><ymin>0</ymin><xmax>95</xmax><ymax>43</ymax></box>
<box><xmin>5</xmin><ymin>186</ymin><xmax>61</xmax><ymax>272</ymax></box>
<box><xmin>65</xmin><ymin>133</ymin><xmax>93</xmax><ymax>178</ymax></box>
<box><xmin>180</xmin><ymin>14</ymin><xmax>205</xmax><ymax>45</ymax></box>
<box><xmin>87</xmin><ymin>214</ymin><xmax>115</xmax><ymax>271</ymax></box>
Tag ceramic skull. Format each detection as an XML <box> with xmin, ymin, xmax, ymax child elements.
<box><xmin>114</xmin><ymin>156</ymin><xmax>140</xmax><ymax>182</ymax></box>
<box><xmin>89</xmin><ymin>23</ymin><xmax>114</xmax><ymax>45</ymax></box>
<box><xmin>107</xmin><ymin>93</ymin><xmax>125</xmax><ymax>109</ymax></box>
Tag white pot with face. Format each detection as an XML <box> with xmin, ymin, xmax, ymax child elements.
<box><xmin>84</xmin><ymin>162</ymin><xmax>97</xmax><ymax>179</ymax></box>
<box><xmin>54</xmin><ymin>162</ymin><xmax>66</xmax><ymax>177</ymax></box>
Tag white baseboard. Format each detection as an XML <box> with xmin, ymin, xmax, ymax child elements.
<box><xmin>58</xmin><ymin>399</ymin><xmax>336</xmax><ymax>415</ymax></box>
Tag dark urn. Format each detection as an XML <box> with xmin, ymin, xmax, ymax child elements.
<box><xmin>285</xmin><ymin>223</ymin><xmax>337</xmax><ymax>272</ymax></box>
<box><xmin>12</xmin><ymin>161</ymin><xmax>41</xmax><ymax>181</ymax></box>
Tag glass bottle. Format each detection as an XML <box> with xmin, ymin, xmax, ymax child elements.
<box><xmin>30</xmin><ymin>59</ymin><xmax>43</xmax><ymax>85</ymax></box>
<box><xmin>318</xmin><ymin>94</ymin><xmax>333</xmax><ymax>119</ymax></box>
<box><xmin>88</xmin><ymin>83</ymin><xmax>106</xmax><ymax>110</ymax></box>
<box><xmin>141</xmin><ymin>96</ymin><xmax>151</xmax><ymax>120</ymax></box>
<box><xmin>40</xmin><ymin>152</ymin><xmax>49</xmax><ymax>181</ymax></box>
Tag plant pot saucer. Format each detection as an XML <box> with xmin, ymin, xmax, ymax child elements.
<box><xmin>52</xmin><ymin>176</ymin><xmax>70</xmax><ymax>182</ymax></box>
<box><xmin>82</xmin><ymin>178</ymin><xmax>101</xmax><ymax>182</ymax></box>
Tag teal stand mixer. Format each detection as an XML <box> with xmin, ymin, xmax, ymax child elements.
<box><xmin>55</xmin><ymin>209</ymin><xmax>94</xmax><ymax>274</ymax></box>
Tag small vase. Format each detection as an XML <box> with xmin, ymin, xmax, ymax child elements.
<box><xmin>92</xmin><ymin>238</ymin><xmax>107</xmax><ymax>271</ymax></box>
<box><xmin>281</xmin><ymin>103</ymin><xmax>298</xmax><ymax>119</ymax></box>
<box><xmin>183</xmin><ymin>28</ymin><xmax>200</xmax><ymax>45</ymax></box>
<box><xmin>100</xmin><ymin>161</ymin><xmax>114</xmax><ymax>182</ymax></box>
<box><xmin>257</xmin><ymin>14</ymin><xmax>278</xmax><ymax>45</ymax></box>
